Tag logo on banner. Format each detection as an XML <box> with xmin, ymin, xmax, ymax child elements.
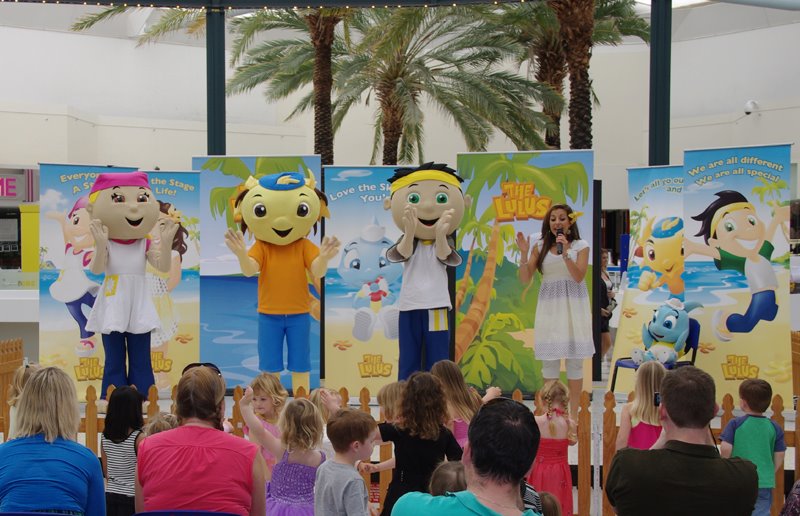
<box><xmin>358</xmin><ymin>354</ymin><xmax>393</xmax><ymax>377</ymax></box>
<box><xmin>493</xmin><ymin>182</ymin><xmax>552</xmax><ymax>222</ymax></box>
<box><xmin>75</xmin><ymin>358</ymin><xmax>104</xmax><ymax>381</ymax></box>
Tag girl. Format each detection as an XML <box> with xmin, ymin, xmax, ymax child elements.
<box><xmin>377</xmin><ymin>372</ymin><xmax>462</xmax><ymax>516</ymax></box>
<box><xmin>430</xmin><ymin>359</ymin><xmax>486</xmax><ymax>448</ymax></box>
<box><xmin>539</xmin><ymin>492</ymin><xmax>563</xmax><ymax>516</ymax></box>
<box><xmin>517</xmin><ymin>204</ymin><xmax>593</xmax><ymax>418</ymax></box>
<box><xmin>7</xmin><ymin>362</ymin><xmax>40</xmax><ymax>437</ymax></box>
<box><xmin>615</xmin><ymin>361</ymin><xmax>666</xmax><ymax>451</ymax></box>
<box><xmin>527</xmin><ymin>380</ymin><xmax>576</xmax><ymax>516</ymax></box>
<box><xmin>142</xmin><ymin>412</ymin><xmax>178</xmax><ymax>437</ymax></box>
<box><xmin>244</xmin><ymin>373</ymin><xmax>288</xmax><ymax>480</ymax></box>
<box><xmin>240</xmin><ymin>390</ymin><xmax>325</xmax><ymax>516</ymax></box>
<box><xmin>309</xmin><ymin>386</ymin><xmax>343</xmax><ymax>458</ymax></box>
<box><xmin>101</xmin><ymin>386</ymin><xmax>145</xmax><ymax>516</ymax></box>
<box><xmin>428</xmin><ymin>461</ymin><xmax>466</xmax><ymax>496</ymax></box>
<box><xmin>359</xmin><ymin>381</ymin><xmax>405</xmax><ymax>475</ymax></box>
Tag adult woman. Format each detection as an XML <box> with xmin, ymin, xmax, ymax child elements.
<box><xmin>599</xmin><ymin>249</ymin><xmax>616</xmax><ymax>360</ymax></box>
<box><xmin>517</xmin><ymin>204</ymin><xmax>593</xmax><ymax>418</ymax></box>
<box><xmin>0</xmin><ymin>366</ymin><xmax>104</xmax><ymax>516</ymax></box>
<box><xmin>135</xmin><ymin>365</ymin><xmax>266</xmax><ymax>516</ymax></box>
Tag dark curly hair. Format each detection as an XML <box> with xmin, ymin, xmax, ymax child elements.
<box><xmin>397</xmin><ymin>372</ymin><xmax>448</xmax><ymax>440</ymax></box>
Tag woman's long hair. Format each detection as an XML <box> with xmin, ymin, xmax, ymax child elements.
<box><xmin>13</xmin><ymin>367</ymin><xmax>80</xmax><ymax>442</ymax></box>
<box><xmin>534</xmin><ymin>204</ymin><xmax>581</xmax><ymax>274</ymax></box>
<box><xmin>175</xmin><ymin>366</ymin><xmax>226</xmax><ymax>430</ymax></box>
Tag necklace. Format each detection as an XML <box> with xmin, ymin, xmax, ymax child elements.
<box><xmin>472</xmin><ymin>492</ymin><xmax>522</xmax><ymax>513</ymax></box>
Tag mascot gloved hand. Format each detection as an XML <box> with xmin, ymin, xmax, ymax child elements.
<box><xmin>633</xmin><ymin>298</ymin><xmax>702</xmax><ymax>366</ymax></box>
<box><xmin>85</xmin><ymin>171</ymin><xmax>177</xmax><ymax>399</ymax></box>
<box><xmin>224</xmin><ymin>172</ymin><xmax>339</xmax><ymax>395</ymax></box>
<box><xmin>383</xmin><ymin>163</ymin><xmax>471</xmax><ymax>380</ymax></box>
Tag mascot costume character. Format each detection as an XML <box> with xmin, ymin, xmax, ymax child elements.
<box><xmin>384</xmin><ymin>163</ymin><xmax>470</xmax><ymax>381</ymax></box>
<box><xmin>85</xmin><ymin>171</ymin><xmax>177</xmax><ymax>398</ymax></box>
<box><xmin>225</xmin><ymin>171</ymin><xmax>340</xmax><ymax>395</ymax></box>
<box><xmin>634</xmin><ymin>298</ymin><xmax>702</xmax><ymax>365</ymax></box>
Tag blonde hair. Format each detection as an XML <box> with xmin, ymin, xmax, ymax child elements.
<box><xmin>13</xmin><ymin>367</ymin><xmax>80</xmax><ymax>442</ymax></box>
<box><xmin>250</xmin><ymin>373</ymin><xmax>288</xmax><ymax>420</ymax></box>
<box><xmin>431</xmin><ymin>360</ymin><xmax>482</xmax><ymax>423</ymax></box>
<box><xmin>539</xmin><ymin>492</ymin><xmax>563</xmax><ymax>516</ymax></box>
<box><xmin>143</xmin><ymin>412</ymin><xmax>179</xmax><ymax>437</ymax></box>
<box><xmin>376</xmin><ymin>381</ymin><xmax>405</xmax><ymax>422</ymax></box>
<box><xmin>8</xmin><ymin>363</ymin><xmax>41</xmax><ymax>407</ymax></box>
<box><xmin>175</xmin><ymin>366</ymin><xmax>226</xmax><ymax>429</ymax></box>
<box><xmin>630</xmin><ymin>361</ymin><xmax>666</xmax><ymax>426</ymax></box>
<box><xmin>429</xmin><ymin>460</ymin><xmax>466</xmax><ymax>496</ymax></box>
<box><xmin>539</xmin><ymin>380</ymin><xmax>569</xmax><ymax>436</ymax></box>
<box><xmin>309</xmin><ymin>387</ymin><xmax>340</xmax><ymax>422</ymax></box>
<box><xmin>279</xmin><ymin>398</ymin><xmax>324</xmax><ymax>452</ymax></box>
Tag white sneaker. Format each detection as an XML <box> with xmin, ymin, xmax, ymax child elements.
<box><xmin>352</xmin><ymin>309</ymin><xmax>376</xmax><ymax>342</ymax></box>
<box><xmin>712</xmin><ymin>310</ymin><xmax>733</xmax><ymax>342</ymax></box>
<box><xmin>379</xmin><ymin>306</ymin><xmax>401</xmax><ymax>340</ymax></box>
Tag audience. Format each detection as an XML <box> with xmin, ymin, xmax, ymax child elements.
<box><xmin>101</xmin><ymin>386</ymin><xmax>145</xmax><ymax>516</ymax></box>
<box><xmin>392</xmin><ymin>397</ymin><xmax>542</xmax><ymax>516</ymax></box>
<box><xmin>605</xmin><ymin>366</ymin><xmax>758</xmax><ymax>515</ymax></box>
<box><xmin>310</xmin><ymin>386</ymin><xmax>344</xmax><ymax>458</ymax></box>
<box><xmin>359</xmin><ymin>381</ymin><xmax>405</xmax><ymax>476</ymax></box>
<box><xmin>6</xmin><ymin>361</ymin><xmax>40</xmax><ymax>436</ymax></box>
<box><xmin>720</xmin><ymin>378</ymin><xmax>785</xmax><ymax>516</ymax></box>
<box><xmin>136</xmin><ymin>364</ymin><xmax>266</xmax><ymax>516</ymax></box>
<box><xmin>243</xmin><ymin>372</ymin><xmax>288</xmax><ymax>481</ymax></box>
<box><xmin>314</xmin><ymin>408</ymin><xmax>379</xmax><ymax>515</ymax></box>
<box><xmin>615</xmin><ymin>361</ymin><xmax>665</xmax><ymax>451</ymax></box>
<box><xmin>0</xmin><ymin>366</ymin><xmax>104</xmax><ymax>516</ymax></box>
<box><xmin>430</xmin><ymin>359</ymin><xmax>484</xmax><ymax>448</ymax></box>
<box><xmin>539</xmin><ymin>492</ymin><xmax>563</xmax><ymax>516</ymax></box>
<box><xmin>781</xmin><ymin>479</ymin><xmax>800</xmax><ymax>516</ymax></box>
<box><xmin>142</xmin><ymin>411</ymin><xmax>178</xmax><ymax>437</ymax></box>
<box><xmin>428</xmin><ymin>461</ymin><xmax>467</xmax><ymax>496</ymax></box>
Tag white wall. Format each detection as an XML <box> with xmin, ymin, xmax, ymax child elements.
<box><xmin>0</xmin><ymin>5</ymin><xmax>798</xmax><ymax>209</ymax></box>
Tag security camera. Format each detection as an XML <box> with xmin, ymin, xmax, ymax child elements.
<box><xmin>744</xmin><ymin>100</ymin><xmax>758</xmax><ymax>115</ymax></box>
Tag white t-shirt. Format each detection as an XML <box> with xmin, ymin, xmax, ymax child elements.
<box><xmin>397</xmin><ymin>241</ymin><xmax>451</xmax><ymax>311</ymax></box>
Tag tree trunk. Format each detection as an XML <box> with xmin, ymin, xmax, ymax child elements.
<box><xmin>306</xmin><ymin>12</ymin><xmax>341</xmax><ymax>165</ymax></box>
<box><xmin>548</xmin><ymin>0</ymin><xmax>595</xmax><ymax>150</ymax></box>
<box><xmin>455</xmin><ymin>221</ymin><xmax>501</xmax><ymax>362</ymax></box>
<box><xmin>377</xmin><ymin>80</ymin><xmax>402</xmax><ymax>166</ymax></box>
<box><xmin>455</xmin><ymin>238</ymin><xmax>477</xmax><ymax>312</ymax></box>
<box><xmin>535</xmin><ymin>38</ymin><xmax>567</xmax><ymax>149</ymax></box>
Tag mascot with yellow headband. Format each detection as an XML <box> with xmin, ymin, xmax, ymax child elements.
<box><xmin>686</xmin><ymin>190</ymin><xmax>789</xmax><ymax>341</ymax></box>
<box><xmin>225</xmin><ymin>171</ymin><xmax>340</xmax><ymax>394</ymax></box>
<box><xmin>384</xmin><ymin>163</ymin><xmax>471</xmax><ymax>380</ymax></box>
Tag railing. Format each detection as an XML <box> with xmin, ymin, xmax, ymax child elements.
<box><xmin>0</xmin><ymin>338</ymin><xmax>24</xmax><ymax>439</ymax></box>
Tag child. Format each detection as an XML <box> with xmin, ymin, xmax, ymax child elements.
<box><xmin>359</xmin><ymin>381</ymin><xmax>405</xmax><ymax>476</ymax></box>
<box><xmin>721</xmin><ymin>379</ymin><xmax>786</xmax><ymax>516</ymax></box>
<box><xmin>377</xmin><ymin>372</ymin><xmax>462</xmax><ymax>516</ymax></box>
<box><xmin>428</xmin><ymin>461</ymin><xmax>466</xmax><ymax>496</ymax></box>
<box><xmin>244</xmin><ymin>373</ymin><xmax>288</xmax><ymax>480</ymax></box>
<box><xmin>310</xmin><ymin>386</ymin><xmax>344</xmax><ymax>458</ymax></box>
<box><xmin>101</xmin><ymin>386</ymin><xmax>145</xmax><ymax>516</ymax></box>
<box><xmin>7</xmin><ymin>362</ymin><xmax>40</xmax><ymax>437</ymax></box>
<box><xmin>430</xmin><ymin>360</ymin><xmax>483</xmax><ymax>448</ymax></box>
<box><xmin>615</xmin><ymin>361</ymin><xmax>665</xmax><ymax>451</ymax></box>
<box><xmin>241</xmin><ymin>388</ymin><xmax>325</xmax><ymax>515</ymax></box>
<box><xmin>539</xmin><ymin>492</ymin><xmax>563</xmax><ymax>516</ymax></box>
<box><xmin>527</xmin><ymin>380</ymin><xmax>575</xmax><ymax>516</ymax></box>
<box><xmin>142</xmin><ymin>412</ymin><xmax>178</xmax><ymax>437</ymax></box>
<box><xmin>314</xmin><ymin>409</ymin><xmax>378</xmax><ymax>515</ymax></box>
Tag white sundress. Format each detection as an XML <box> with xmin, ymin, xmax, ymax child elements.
<box><xmin>534</xmin><ymin>239</ymin><xmax>594</xmax><ymax>360</ymax></box>
<box><xmin>86</xmin><ymin>239</ymin><xmax>160</xmax><ymax>335</ymax></box>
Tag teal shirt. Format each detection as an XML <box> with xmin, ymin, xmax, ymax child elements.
<box><xmin>392</xmin><ymin>491</ymin><xmax>541</xmax><ymax>516</ymax></box>
<box><xmin>720</xmin><ymin>414</ymin><xmax>786</xmax><ymax>488</ymax></box>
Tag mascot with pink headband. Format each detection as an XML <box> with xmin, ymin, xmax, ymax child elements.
<box><xmin>84</xmin><ymin>171</ymin><xmax>177</xmax><ymax>399</ymax></box>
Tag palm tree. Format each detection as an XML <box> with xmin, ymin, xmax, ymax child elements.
<box><xmin>333</xmin><ymin>7</ymin><xmax>561</xmax><ymax>165</ymax></box>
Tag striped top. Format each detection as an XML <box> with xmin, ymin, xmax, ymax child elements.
<box><xmin>101</xmin><ymin>429</ymin><xmax>141</xmax><ymax>497</ymax></box>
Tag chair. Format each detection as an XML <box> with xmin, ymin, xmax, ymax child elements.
<box><xmin>135</xmin><ymin>511</ymin><xmax>240</xmax><ymax>516</ymax></box>
<box><xmin>610</xmin><ymin>318</ymin><xmax>700</xmax><ymax>392</ymax></box>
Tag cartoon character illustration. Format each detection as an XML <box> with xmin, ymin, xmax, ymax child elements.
<box><xmin>686</xmin><ymin>190</ymin><xmax>789</xmax><ymax>341</ymax></box>
<box><xmin>147</xmin><ymin>200</ymin><xmax>190</xmax><ymax>393</ymax></box>
<box><xmin>637</xmin><ymin>216</ymin><xmax>685</xmax><ymax>299</ymax></box>
<box><xmin>336</xmin><ymin>218</ymin><xmax>403</xmax><ymax>342</ymax></box>
<box><xmin>224</xmin><ymin>171</ymin><xmax>340</xmax><ymax>395</ymax></box>
<box><xmin>384</xmin><ymin>163</ymin><xmax>471</xmax><ymax>380</ymax></box>
<box><xmin>46</xmin><ymin>196</ymin><xmax>101</xmax><ymax>357</ymax></box>
<box><xmin>634</xmin><ymin>298</ymin><xmax>702</xmax><ymax>365</ymax></box>
<box><xmin>85</xmin><ymin>171</ymin><xmax>177</xmax><ymax>398</ymax></box>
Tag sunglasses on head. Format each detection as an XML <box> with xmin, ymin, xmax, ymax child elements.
<box><xmin>181</xmin><ymin>362</ymin><xmax>223</xmax><ymax>377</ymax></box>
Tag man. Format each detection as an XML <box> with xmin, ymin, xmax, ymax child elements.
<box><xmin>392</xmin><ymin>398</ymin><xmax>542</xmax><ymax>516</ymax></box>
<box><xmin>606</xmin><ymin>366</ymin><xmax>758</xmax><ymax>515</ymax></box>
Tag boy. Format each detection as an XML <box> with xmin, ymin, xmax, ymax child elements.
<box><xmin>720</xmin><ymin>378</ymin><xmax>786</xmax><ymax>516</ymax></box>
<box><xmin>314</xmin><ymin>408</ymin><xmax>379</xmax><ymax>515</ymax></box>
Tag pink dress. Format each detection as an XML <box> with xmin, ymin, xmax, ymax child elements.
<box><xmin>526</xmin><ymin>438</ymin><xmax>572</xmax><ymax>516</ymax></box>
<box><xmin>244</xmin><ymin>419</ymin><xmax>281</xmax><ymax>473</ymax></box>
<box><xmin>452</xmin><ymin>418</ymin><xmax>469</xmax><ymax>448</ymax></box>
<box><xmin>627</xmin><ymin>417</ymin><xmax>662</xmax><ymax>450</ymax></box>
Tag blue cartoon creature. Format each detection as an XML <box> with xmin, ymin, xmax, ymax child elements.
<box><xmin>637</xmin><ymin>216</ymin><xmax>685</xmax><ymax>300</ymax></box>
<box><xmin>337</xmin><ymin>218</ymin><xmax>403</xmax><ymax>341</ymax></box>
<box><xmin>633</xmin><ymin>298</ymin><xmax>702</xmax><ymax>365</ymax></box>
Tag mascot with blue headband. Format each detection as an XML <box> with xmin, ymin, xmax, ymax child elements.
<box><xmin>225</xmin><ymin>171</ymin><xmax>340</xmax><ymax>394</ymax></box>
<box><xmin>637</xmin><ymin>216</ymin><xmax>685</xmax><ymax>300</ymax></box>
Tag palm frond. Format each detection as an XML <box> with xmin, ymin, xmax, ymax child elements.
<box><xmin>71</xmin><ymin>5</ymin><xmax>132</xmax><ymax>32</ymax></box>
<box><xmin>137</xmin><ymin>8</ymin><xmax>205</xmax><ymax>46</ymax></box>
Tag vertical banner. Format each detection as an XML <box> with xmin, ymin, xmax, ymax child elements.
<box><xmin>455</xmin><ymin>151</ymin><xmax>593</xmax><ymax>394</ymax></box>
<box><xmin>683</xmin><ymin>144</ymin><xmax>792</xmax><ymax>401</ymax></box>
<box><xmin>610</xmin><ymin>165</ymin><xmax>684</xmax><ymax>393</ymax></box>
<box><xmin>39</xmin><ymin>165</ymin><xmax>200</xmax><ymax>397</ymax></box>
<box><xmin>194</xmin><ymin>156</ymin><xmax>322</xmax><ymax>390</ymax></box>
<box><xmin>322</xmin><ymin>166</ymin><xmax>402</xmax><ymax>393</ymax></box>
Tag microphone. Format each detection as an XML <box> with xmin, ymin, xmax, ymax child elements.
<box><xmin>556</xmin><ymin>228</ymin><xmax>564</xmax><ymax>255</ymax></box>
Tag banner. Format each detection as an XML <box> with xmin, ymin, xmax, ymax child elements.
<box><xmin>39</xmin><ymin>165</ymin><xmax>200</xmax><ymax>397</ymax></box>
<box><xmin>194</xmin><ymin>156</ymin><xmax>322</xmax><ymax>390</ymax></box>
<box><xmin>683</xmin><ymin>144</ymin><xmax>792</xmax><ymax>401</ymax></box>
<box><xmin>455</xmin><ymin>151</ymin><xmax>593</xmax><ymax>394</ymax></box>
<box><xmin>610</xmin><ymin>165</ymin><xmax>685</xmax><ymax>393</ymax></box>
<box><xmin>322</xmin><ymin>166</ymin><xmax>402</xmax><ymax>393</ymax></box>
